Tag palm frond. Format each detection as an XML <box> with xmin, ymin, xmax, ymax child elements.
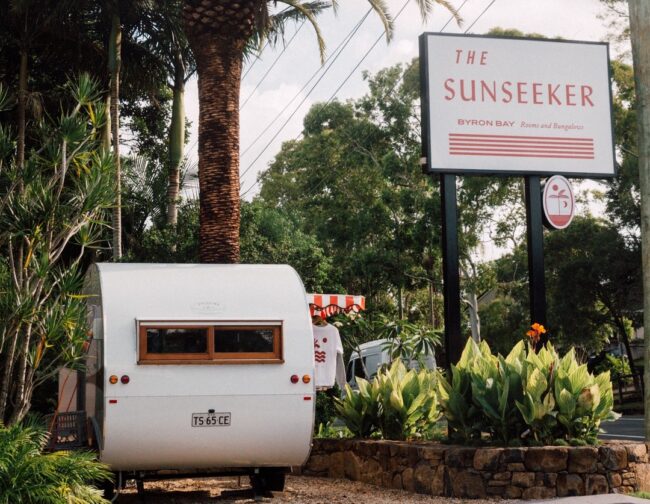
<box><xmin>366</xmin><ymin>0</ymin><xmax>394</xmax><ymax>41</ymax></box>
<box><xmin>250</xmin><ymin>2</ymin><xmax>330</xmax><ymax>62</ymax></box>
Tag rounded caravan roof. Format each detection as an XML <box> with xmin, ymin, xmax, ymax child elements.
<box><xmin>89</xmin><ymin>263</ymin><xmax>309</xmax><ymax>324</ymax></box>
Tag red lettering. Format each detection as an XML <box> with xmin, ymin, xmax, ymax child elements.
<box><xmin>460</xmin><ymin>80</ymin><xmax>476</xmax><ymax>101</ymax></box>
<box><xmin>548</xmin><ymin>84</ymin><xmax>561</xmax><ymax>105</ymax></box>
<box><xmin>532</xmin><ymin>83</ymin><xmax>543</xmax><ymax>105</ymax></box>
<box><xmin>455</xmin><ymin>49</ymin><xmax>462</xmax><ymax>64</ymax></box>
<box><xmin>566</xmin><ymin>84</ymin><xmax>576</xmax><ymax>106</ymax></box>
<box><xmin>502</xmin><ymin>81</ymin><xmax>513</xmax><ymax>103</ymax></box>
<box><xmin>444</xmin><ymin>78</ymin><xmax>455</xmax><ymax>100</ymax></box>
<box><xmin>581</xmin><ymin>85</ymin><xmax>594</xmax><ymax>106</ymax></box>
<box><xmin>480</xmin><ymin>51</ymin><xmax>488</xmax><ymax>65</ymax></box>
<box><xmin>517</xmin><ymin>82</ymin><xmax>528</xmax><ymax>104</ymax></box>
<box><xmin>467</xmin><ymin>50</ymin><xmax>476</xmax><ymax>64</ymax></box>
<box><xmin>481</xmin><ymin>81</ymin><xmax>497</xmax><ymax>102</ymax></box>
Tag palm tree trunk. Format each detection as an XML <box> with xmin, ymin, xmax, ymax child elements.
<box><xmin>194</xmin><ymin>39</ymin><xmax>243</xmax><ymax>263</ymax></box>
<box><xmin>17</xmin><ymin>48</ymin><xmax>27</xmax><ymax>169</ymax></box>
<box><xmin>167</xmin><ymin>52</ymin><xmax>185</xmax><ymax>227</ymax></box>
<box><xmin>108</xmin><ymin>13</ymin><xmax>122</xmax><ymax>259</ymax></box>
<box><xmin>102</xmin><ymin>93</ymin><xmax>111</xmax><ymax>151</ymax></box>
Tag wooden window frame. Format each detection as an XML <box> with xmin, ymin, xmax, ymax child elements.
<box><xmin>138</xmin><ymin>322</ymin><xmax>283</xmax><ymax>365</ymax></box>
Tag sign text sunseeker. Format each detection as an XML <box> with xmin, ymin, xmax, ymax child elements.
<box><xmin>419</xmin><ymin>34</ymin><xmax>615</xmax><ymax>177</ymax></box>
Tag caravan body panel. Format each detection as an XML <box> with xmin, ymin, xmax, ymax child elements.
<box><xmin>85</xmin><ymin>263</ymin><xmax>314</xmax><ymax>471</ymax></box>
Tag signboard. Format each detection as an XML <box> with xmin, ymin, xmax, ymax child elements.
<box><xmin>420</xmin><ymin>33</ymin><xmax>615</xmax><ymax>178</ymax></box>
<box><xmin>542</xmin><ymin>175</ymin><xmax>575</xmax><ymax>229</ymax></box>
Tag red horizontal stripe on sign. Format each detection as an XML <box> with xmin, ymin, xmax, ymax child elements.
<box><xmin>449</xmin><ymin>139</ymin><xmax>593</xmax><ymax>147</ymax></box>
<box><xmin>449</xmin><ymin>143</ymin><xmax>594</xmax><ymax>151</ymax></box>
<box><xmin>449</xmin><ymin>133</ymin><xmax>593</xmax><ymax>142</ymax></box>
<box><xmin>450</xmin><ymin>147</ymin><xmax>593</xmax><ymax>154</ymax></box>
<box><xmin>449</xmin><ymin>151</ymin><xmax>594</xmax><ymax>159</ymax></box>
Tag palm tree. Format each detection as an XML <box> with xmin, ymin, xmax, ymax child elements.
<box><xmin>183</xmin><ymin>0</ymin><xmax>460</xmax><ymax>264</ymax></box>
<box><xmin>147</xmin><ymin>0</ymin><xmax>197</xmax><ymax>226</ymax></box>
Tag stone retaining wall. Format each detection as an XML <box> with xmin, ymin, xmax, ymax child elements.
<box><xmin>302</xmin><ymin>439</ymin><xmax>650</xmax><ymax>499</ymax></box>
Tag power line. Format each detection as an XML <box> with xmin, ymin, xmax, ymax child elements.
<box><xmin>322</xmin><ymin>0</ymin><xmax>411</xmax><ymax>106</ymax></box>
<box><xmin>464</xmin><ymin>0</ymin><xmax>497</xmax><ymax>33</ymax></box>
<box><xmin>238</xmin><ymin>8</ymin><xmax>374</xmax><ymax>184</ymax></box>
<box><xmin>240</xmin><ymin>0</ymin><xmax>495</xmax><ymax>199</ymax></box>
<box><xmin>239</xmin><ymin>8</ymin><xmax>373</xmax><ymax>160</ymax></box>
<box><xmin>242</xmin><ymin>40</ymin><xmax>270</xmax><ymax>80</ymax></box>
<box><xmin>240</xmin><ymin>20</ymin><xmax>306</xmax><ymax>111</ymax></box>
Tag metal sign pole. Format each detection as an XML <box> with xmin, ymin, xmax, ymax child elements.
<box><xmin>524</xmin><ymin>176</ymin><xmax>548</xmax><ymax>347</ymax></box>
<box><xmin>440</xmin><ymin>173</ymin><xmax>463</xmax><ymax>366</ymax></box>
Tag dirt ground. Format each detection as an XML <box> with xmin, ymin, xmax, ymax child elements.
<box><xmin>117</xmin><ymin>475</ymin><xmax>508</xmax><ymax>504</ymax></box>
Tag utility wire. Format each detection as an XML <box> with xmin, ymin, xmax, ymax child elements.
<box><xmin>242</xmin><ymin>39</ymin><xmax>270</xmax><ymax>80</ymax></box>
<box><xmin>240</xmin><ymin>0</ymin><xmax>412</xmax><ymax>198</ymax></box>
<box><xmin>464</xmin><ymin>0</ymin><xmax>497</xmax><ymax>33</ymax></box>
<box><xmin>240</xmin><ymin>20</ymin><xmax>306</xmax><ymax>111</ymax></box>
<box><xmin>238</xmin><ymin>8</ymin><xmax>374</xmax><ymax>183</ymax></box>
<box><xmin>240</xmin><ymin>0</ymin><xmax>494</xmax><ymax>199</ymax></box>
<box><xmin>239</xmin><ymin>8</ymin><xmax>373</xmax><ymax>160</ymax></box>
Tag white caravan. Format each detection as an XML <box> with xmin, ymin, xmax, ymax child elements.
<box><xmin>56</xmin><ymin>263</ymin><xmax>315</xmax><ymax>494</ymax></box>
<box><xmin>346</xmin><ymin>339</ymin><xmax>437</xmax><ymax>388</ymax></box>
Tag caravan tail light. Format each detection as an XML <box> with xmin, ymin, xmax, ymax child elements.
<box><xmin>120</xmin><ymin>375</ymin><xmax>130</xmax><ymax>384</ymax></box>
<box><xmin>109</xmin><ymin>375</ymin><xmax>118</xmax><ymax>384</ymax></box>
<box><xmin>290</xmin><ymin>375</ymin><xmax>299</xmax><ymax>384</ymax></box>
<box><xmin>302</xmin><ymin>375</ymin><xmax>311</xmax><ymax>384</ymax></box>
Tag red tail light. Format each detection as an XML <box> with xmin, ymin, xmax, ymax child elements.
<box><xmin>120</xmin><ymin>375</ymin><xmax>130</xmax><ymax>384</ymax></box>
<box><xmin>290</xmin><ymin>375</ymin><xmax>299</xmax><ymax>384</ymax></box>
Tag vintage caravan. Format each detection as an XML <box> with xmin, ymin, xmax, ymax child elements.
<box><xmin>56</xmin><ymin>263</ymin><xmax>315</xmax><ymax>494</ymax></box>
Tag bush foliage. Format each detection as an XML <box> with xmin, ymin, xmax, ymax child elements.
<box><xmin>0</xmin><ymin>421</ymin><xmax>111</xmax><ymax>504</ymax></box>
<box><xmin>336</xmin><ymin>360</ymin><xmax>441</xmax><ymax>440</ymax></box>
<box><xmin>438</xmin><ymin>338</ymin><xmax>620</xmax><ymax>446</ymax></box>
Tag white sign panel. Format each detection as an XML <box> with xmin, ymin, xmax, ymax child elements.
<box><xmin>420</xmin><ymin>34</ymin><xmax>615</xmax><ymax>177</ymax></box>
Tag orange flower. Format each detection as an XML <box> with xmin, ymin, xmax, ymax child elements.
<box><xmin>531</xmin><ymin>323</ymin><xmax>546</xmax><ymax>334</ymax></box>
<box><xmin>526</xmin><ymin>322</ymin><xmax>546</xmax><ymax>345</ymax></box>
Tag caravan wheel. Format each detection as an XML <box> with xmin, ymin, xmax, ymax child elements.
<box><xmin>250</xmin><ymin>470</ymin><xmax>286</xmax><ymax>493</ymax></box>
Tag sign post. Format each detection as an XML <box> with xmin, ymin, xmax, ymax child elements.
<box><xmin>525</xmin><ymin>175</ymin><xmax>547</xmax><ymax>347</ymax></box>
<box><xmin>419</xmin><ymin>33</ymin><xmax>615</xmax><ymax>364</ymax></box>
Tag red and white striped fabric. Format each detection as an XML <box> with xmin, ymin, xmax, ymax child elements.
<box><xmin>448</xmin><ymin>133</ymin><xmax>595</xmax><ymax>160</ymax></box>
<box><xmin>307</xmin><ymin>294</ymin><xmax>365</xmax><ymax>317</ymax></box>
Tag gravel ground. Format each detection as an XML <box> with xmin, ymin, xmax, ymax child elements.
<box><xmin>117</xmin><ymin>475</ymin><xmax>509</xmax><ymax>503</ymax></box>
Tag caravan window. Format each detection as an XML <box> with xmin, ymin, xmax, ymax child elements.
<box><xmin>147</xmin><ymin>328</ymin><xmax>208</xmax><ymax>354</ymax></box>
<box><xmin>214</xmin><ymin>326</ymin><xmax>280</xmax><ymax>355</ymax></box>
<box><xmin>138</xmin><ymin>323</ymin><xmax>283</xmax><ymax>364</ymax></box>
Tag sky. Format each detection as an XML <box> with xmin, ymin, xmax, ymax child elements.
<box><xmin>182</xmin><ymin>0</ymin><xmax>625</xmax><ymax>200</ymax></box>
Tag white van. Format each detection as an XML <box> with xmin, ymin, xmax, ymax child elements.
<box><xmin>345</xmin><ymin>339</ymin><xmax>436</xmax><ymax>388</ymax></box>
<box><xmin>54</xmin><ymin>263</ymin><xmax>315</xmax><ymax>495</ymax></box>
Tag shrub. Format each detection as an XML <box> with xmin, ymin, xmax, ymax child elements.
<box><xmin>374</xmin><ymin>360</ymin><xmax>441</xmax><ymax>440</ymax></box>
<box><xmin>336</xmin><ymin>360</ymin><xmax>441</xmax><ymax>440</ymax></box>
<box><xmin>336</xmin><ymin>379</ymin><xmax>380</xmax><ymax>438</ymax></box>
<box><xmin>0</xmin><ymin>421</ymin><xmax>111</xmax><ymax>504</ymax></box>
<box><xmin>315</xmin><ymin>384</ymin><xmax>341</xmax><ymax>432</ymax></box>
<box><xmin>439</xmin><ymin>335</ymin><xmax>620</xmax><ymax>446</ymax></box>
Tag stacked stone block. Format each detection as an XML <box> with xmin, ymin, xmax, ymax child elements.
<box><xmin>302</xmin><ymin>439</ymin><xmax>650</xmax><ymax>499</ymax></box>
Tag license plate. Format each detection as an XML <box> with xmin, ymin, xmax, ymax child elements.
<box><xmin>191</xmin><ymin>412</ymin><xmax>231</xmax><ymax>427</ymax></box>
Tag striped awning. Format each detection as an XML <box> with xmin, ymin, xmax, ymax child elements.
<box><xmin>307</xmin><ymin>293</ymin><xmax>365</xmax><ymax>317</ymax></box>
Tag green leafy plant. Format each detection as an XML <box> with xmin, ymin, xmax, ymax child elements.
<box><xmin>436</xmin><ymin>339</ymin><xmax>483</xmax><ymax>444</ymax></box>
<box><xmin>0</xmin><ymin>74</ymin><xmax>115</xmax><ymax>425</ymax></box>
<box><xmin>553</xmin><ymin>348</ymin><xmax>620</xmax><ymax>444</ymax></box>
<box><xmin>374</xmin><ymin>360</ymin><xmax>441</xmax><ymax>440</ymax></box>
<box><xmin>439</xmin><ymin>332</ymin><xmax>620</xmax><ymax>446</ymax></box>
<box><xmin>336</xmin><ymin>360</ymin><xmax>441</xmax><ymax>441</ymax></box>
<box><xmin>315</xmin><ymin>384</ymin><xmax>341</xmax><ymax>433</ymax></box>
<box><xmin>335</xmin><ymin>379</ymin><xmax>380</xmax><ymax>438</ymax></box>
<box><xmin>0</xmin><ymin>421</ymin><xmax>112</xmax><ymax>504</ymax></box>
<box><xmin>379</xmin><ymin>318</ymin><xmax>441</xmax><ymax>366</ymax></box>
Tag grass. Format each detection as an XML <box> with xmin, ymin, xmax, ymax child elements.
<box><xmin>632</xmin><ymin>492</ymin><xmax>650</xmax><ymax>500</ymax></box>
